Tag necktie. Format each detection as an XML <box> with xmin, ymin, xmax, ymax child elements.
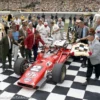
<box><xmin>81</xmin><ymin>28</ymin><xmax>83</xmax><ymax>38</ymax></box>
<box><xmin>8</xmin><ymin>36</ymin><xmax>11</xmax><ymax>49</ymax></box>
<box><xmin>33</xmin><ymin>35</ymin><xmax>35</xmax><ymax>45</ymax></box>
<box><xmin>2</xmin><ymin>32</ymin><xmax>3</xmax><ymax>37</ymax></box>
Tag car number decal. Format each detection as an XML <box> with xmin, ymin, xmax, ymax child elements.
<box><xmin>24</xmin><ymin>78</ymin><xmax>32</xmax><ymax>82</ymax></box>
<box><xmin>26</xmin><ymin>72</ymin><xmax>37</xmax><ymax>78</ymax></box>
<box><xmin>31</xmin><ymin>65</ymin><xmax>42</xmax><ymax>72</ymax></box>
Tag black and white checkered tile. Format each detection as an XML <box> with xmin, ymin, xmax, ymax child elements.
<box><xmin>0</xmin><ymin>36</ymin><xmax>100</xmax><ymax>100</ymax></box>
<box><xmin>0</xmin><ymin>53</ymin><xmax>100</xmax><ymax>100</ymax></box>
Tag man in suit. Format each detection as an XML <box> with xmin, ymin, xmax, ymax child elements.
<box><xmin>83</xmin><ymin>34</ymin><xmax>100</xmax><ymax>85</ymax></box>
<box><xmin>32</xmin><ymin>30</ymin><xmax>45</xmax><ymax>61</ymax></box>
<box><xmin>24</xmin><ymin>33</ymin><xmax>34</xmax><ymax>62</ymax></box>
<box><xmin>78</xmin><ymin>21</ymin><xmax>89</xmax><ymax>68</ymax></box>
<box><xmin>78</xmin><ymin>21</ymin><xmax>89</xmax><ymax>43</ymax></box>
<box><xmin>19</xmin><ymin>22</ymin><xmax>28</xmax><ymax>58</ymax></box>
<box><xmin>0</xmin><ymin>29</ymin><xmax>13</xmax><ymax>71</ymax></box>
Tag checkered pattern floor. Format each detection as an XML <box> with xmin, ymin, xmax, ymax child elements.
<box><xmin>0</xmin><ymin>53</ymin><xmax>100</xmax><ymax>100</ymax></box>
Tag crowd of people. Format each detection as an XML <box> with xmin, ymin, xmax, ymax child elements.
<box><xmin>73</xmin><ymin>14</ymin><xmax>100</xmax><ymax>85</ymax></box>
<box><xmin>0</xmin><ymin>13</ymin><xmax>100</xmax><ymax>86</ymax></box>
<box><xmin>0</xmin><ymin>0</ymin><xmax>99</xmax><ymax>12</ymax></box>
<box><xmin>0</xmin><ymin>14</ymin><xmax>65</xmax><ymax>71</ymax></box>
<box><xmin>30</xmin><ymin>0</ymin><xmax>100</xmax><ymax>12</ymax></box>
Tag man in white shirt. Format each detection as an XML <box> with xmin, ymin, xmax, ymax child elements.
<box><xmin>51</xmin><ymin>21</ymin><xmax>61</xmax><ymax>41</ymax></box>
<box><xmin>95</xmin><ymin>17</ymin><xmax>100</xmax><ymax>41</ymax></box>
<box><xmin>57</xmin><ymin>18</ymin><xmax>64</xmax><ymax>39</ymax></box>
<box><xmin>14</xmin><ymin>16</ymin><xmax>21</xmax><ymax>31</ymax></box>
<box><xmin>43</xmin><ymin>22</ymin><xmax>50</xmax><ymax>37</ymax></box>
<box><xmin>36</xmin><ymin>19</ymin><xmax>44</xmax><ymax>40</ymax></box>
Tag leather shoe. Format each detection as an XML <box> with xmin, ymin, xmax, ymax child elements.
<box><xmin>94</xmin><ymin>77</ymin><xmax>99</xmax><ymax>80</ymax></box>
<box><xmin>2</xmin><ymin>68</ymin><xmax>5</xmax><ymax>72</ymax></box>
<box><xmin>9</xmin><ymin>65</ymin><xmax>12</xmax><ymax>69</ymax></box>
<box><xmin>81</xmin><ymin>63</ymin><xmax>87</xmax><ymax>68</ymax></box>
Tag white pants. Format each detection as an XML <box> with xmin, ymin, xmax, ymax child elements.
<box><xmin>60</xmin><ymin>29</ymin><xmax>64</xmax><ymax>39</ymax></box>
<box><xmin>12</xmin><ymin>44</ymin><xmax>19</xmax><ymax>61</ymax></box>
<box><xmin>39</xmin><ymin>33</ymin><xmax>48</xmax><ymax>46</ymax></box>
<box><xmin>52</xmin><ymin>32</ymin><xmax>61</xmax><ymax>41</ymax></box>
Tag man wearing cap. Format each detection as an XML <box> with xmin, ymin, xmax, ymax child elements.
<box><xmin>83</xmin><ymin>34</ymin><xmax>100</xmax><ymax>85</ymax></box>
<box><xmin>43</xmin><ymin>22</ymin><xmax>50</xmax><ymax>38</ymax></box>
<box><xmin>57</xmin><ymin>18</ymin><xmax>64</xmax><ymax>39</ymax></box>
<box><xmin>51</xmin><ymin>21</ymin><xmax>61</xmax><ymax>41</ymax></box>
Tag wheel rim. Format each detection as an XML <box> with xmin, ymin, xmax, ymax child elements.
<box><xmin>21</xmin><ymin>61</ymin><xmax>28</xmax><ymax>74</ymax></box>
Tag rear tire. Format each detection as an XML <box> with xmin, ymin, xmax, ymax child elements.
<box><xmin>52</xmin><ymin>63</ymin><xmax>66</xmax><ymax>83</ymax></box>
<box><xmin>14</xmin><ymin>58</ymin><xmax>28</xmax><ymax>76</ymax></box>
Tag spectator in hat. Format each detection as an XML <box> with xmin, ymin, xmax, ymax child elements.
<box><xmin>43</xmin><ymin>22</ymin><xmax>50</xmax><ymax>37</ymax></box>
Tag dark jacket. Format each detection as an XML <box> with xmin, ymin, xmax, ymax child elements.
<box><xmin>0</xmin><ymin>36</ymin><xmax>12</xmax><ymax>58</ymax></box>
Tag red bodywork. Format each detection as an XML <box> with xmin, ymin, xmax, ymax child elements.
<box><xmin>18</xmin><ymin>47</ymin><xmax>71</xmax><ymax>88</ymax></box>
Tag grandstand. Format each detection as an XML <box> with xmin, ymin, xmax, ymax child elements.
<box><xmin>0</xmin><ymin>0</ymin><xmax>99</xmax><ymax>12</ymax></box>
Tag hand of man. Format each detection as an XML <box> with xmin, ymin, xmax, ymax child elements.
<box><xmin>88</xmin><ymin>51</ymin><xmax>92</xmax><ymax>56</ymax></box>
<box><xmin>25</xmin><ymin>45</ymin><xmax>27</xmax><ymax>49</ymax></box>
<box><xmin>76</xmin><ymin>39</ymin><xmax>80</xmax><ymax>43</ymax></box>
<box><xmin>18</xmin><ymin>44</ymin><xmax>22</xmax><ymax>47</ymax></box>
<box><xmin>70</xmin><ymin>52</ymin><xmax>74</xmax><ymax>56</ymax></box>
<box><xmin>52</xmin><ymin>31</ymin><xmax>55</xmax><ymax>34</ymax></box>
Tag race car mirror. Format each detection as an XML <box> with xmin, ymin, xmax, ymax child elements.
<box><xmin>70</xmin><ymin>43</ymin><xmax>90</xmax><ymax>56</ymax></box>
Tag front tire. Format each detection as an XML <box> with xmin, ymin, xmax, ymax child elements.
<box><xmin>52</xmin><ymin>63</ymin><xmax>66</xmax><ymax>83</ymax></box>
<box><xmin>14</xmin><ymin>58</ymin><xmax>28</xmax><ymax>76</ymax></box>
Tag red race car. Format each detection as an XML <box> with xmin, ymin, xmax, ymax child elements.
<box><xmin>14</xmin><ymin>40</ymin><xmax>71</xmax><ymax>88</ymax></box>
